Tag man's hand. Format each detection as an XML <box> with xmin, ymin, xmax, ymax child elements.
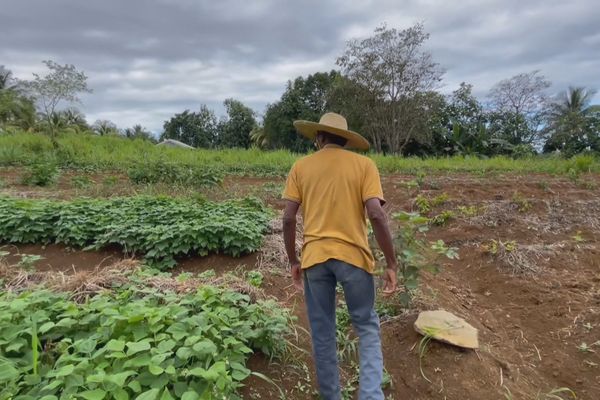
<box><xmin>382</xmin><ymin>264</ymin><xmax>398</xmax><ymax>296</ymax></box>
<box><xmin>291</xmin><ymin>261</ymin><xmax>303</xmax><ymax>292</ymax></box>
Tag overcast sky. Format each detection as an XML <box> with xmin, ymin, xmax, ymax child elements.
<box><xmin>2</xmin><ymin>0</ymin><xmax>599</xmax><ymax>133</ymax></box>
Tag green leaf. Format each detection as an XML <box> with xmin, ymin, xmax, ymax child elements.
<box><xmin>39</xmin><ymin>321</ymin><xmax>55</xmax><ymax>334</ymax></box>
<box><xmin>156</xmin><ymin>339</ymin><xmax>176</xmax><ymax>353</ymax></box>
<box><xmin>175</xmin><ymin>347</ymin><xmax>193</xmax><ymax>360</ymax></box>
<box><xmin>39</xmin><ymin>396</ymin><xmax>58</xmax><ymax>400</ymax></box>
<box><xmin>52</xmin><ymin>364</ymin><xmax>75</xmax><ymax>377</ymax></box>
<box><xmin>181</xmin><ymin>392</ymin><xmax>199</xmax><ymax>400</ymax></box>
<box><xmin>128</xmin><ymin>380</ymin><xmax>142</xmax><ymax>393</ymax></box>
<box><xmin>148</xmin><ymin>364</ymin><xmax>164</xmax><ymax>376</ymax></box>
<box><xmin>113</xmin><ymin>388</ymin><xmax>130</xmax><ymax>400</ymax></box>
<box><xmin>159</xmin><ymin>389</ymin><xmax>175</xmax><ymax>400</ymax></box>
<box><xmin>0</xmin><ymin>359</ymin><xmax>19</xmax><ymax>381</ymax></box>
<box><xmin>192</xmin><ymin>339</ymin><xmax>217</xmax><ymax>356</ymax></box>
<box><xmin>135</xmin><ymin>389</ymin><xmax>160</xmax><ymax>400</ymax></box>
<box><xmin>105</xmin><ymin>370</ymin><xmax>136</xmax><ymax>386</ymax></box>
<box><xmin>78</xmin><ymin>389</ymin><xmax>107</xmax><ymax>400</ymax></box>
<box><xmin>106</xmin><ymin>339</ymin><xmax>126</xmax><ymax>352</ymax></box>
<box><xmin>126</xmin><ymin>340</ymin><xmax>151</xmax><ymax>356</ymax></box>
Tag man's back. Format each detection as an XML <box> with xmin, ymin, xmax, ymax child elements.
<box><xmin>283</xmin><ymin>145</ymin><xmax>384</xmax><ymax>273</ymax></box>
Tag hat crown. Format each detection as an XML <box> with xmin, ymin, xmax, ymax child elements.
<box><xmin>319</xmin><ymin>112</ymin><xmax>348</xmax><ymax>131</ymax></box>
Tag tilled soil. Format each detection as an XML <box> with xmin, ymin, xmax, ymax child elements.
<box><xmin>1</xmin><ymin>169</ymin><xmax>599</xmax><ymax>399</ymax></box>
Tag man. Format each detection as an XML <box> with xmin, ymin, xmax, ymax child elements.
<box><xmin>282</xmin><ymin>112</ymin><xmax>398</xmax><ymax>400</ymax></box>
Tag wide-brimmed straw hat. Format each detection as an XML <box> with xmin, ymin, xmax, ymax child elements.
<box><xmin>293</xmin><ymin>112</ymin><xmax>370</xmax><ymax>151</ymax></box>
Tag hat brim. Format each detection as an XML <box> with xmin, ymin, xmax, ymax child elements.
<box><xmin>293</xmin><ymin>120</ymin><xmax>370</xmax><ymax>151</ymax></box>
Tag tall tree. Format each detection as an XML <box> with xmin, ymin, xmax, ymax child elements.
<box><xmin>335</xmin><ymin>23</ymin><xmax>444</xmax><ymax>153</ymax></box>
<box><xmin>543</xmin><ymin>87</ymin><xmax>600</xmax><ymax>156</ymax></box>
<box><xmin>263</xmin><ymin>71</ymin><xmax>340</xmax><ymax>151</ymax></box>
<box><xmin>21</xmin><ymin>60</ymin><xmax>92</xmax><ymax>140</ymax></box>
<box><xmin>92</xmin><ymin>119</ymin><xmax>119</xmax><ymax>136</ymax></box>
<box><xmin>161</xmin><ymin>106</ymin><xmax>218</xmax><ymax>148</ymax></box>
<box><xmin>487</xmin><ymin>70</ymin><xmax>550</xmax><ymax>145</ymax></box>
<box><xmin>217</xmin><ymin>99</ymin><xmax>256</xmax><ymax>148</ymax></box>
<box><xmin>123</xmin><ymin>124</ymin><xmax>155</xmax><ymax>142</ymax></box>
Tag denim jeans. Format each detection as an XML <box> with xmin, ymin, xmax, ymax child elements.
<box><xmin>303</xmin><ymin>259</ymin><xmax>384</xmax><ymax>400</ymax></box>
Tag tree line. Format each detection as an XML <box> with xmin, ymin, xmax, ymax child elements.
<box><xmin>1</xmin><ymin>23</ymin><xmax>599</xmax><ymax>157</ymax></box>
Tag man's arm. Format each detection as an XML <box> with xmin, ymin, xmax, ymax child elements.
<box><xmin>282</xmin><ymin>199</ymin><xmax>302</xmax><ymax>290</ymax></box>
<box><xmin>365</xmin><ymin>198</ymin><xmax>398</xmax><ymax>295</ymax></box>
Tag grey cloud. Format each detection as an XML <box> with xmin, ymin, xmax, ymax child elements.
<box><xmin>1</xmin><ymin>0</ymin><xmax>599</xmax><ymax>132</ymax></box>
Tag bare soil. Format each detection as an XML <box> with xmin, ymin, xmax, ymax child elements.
<box><xmin>2</xmin><ymin>168</ymin><xmax>600</xmax><ymax>399</ymax></box>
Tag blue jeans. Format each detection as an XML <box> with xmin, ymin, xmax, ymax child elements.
<box><xmin>303</xmin><ymin>259</ymin><xmax>384</xmax><ymax>400</ymax></box>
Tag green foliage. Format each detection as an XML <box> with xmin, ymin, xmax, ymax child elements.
<box><xmin>161</xmin><ymin>106</ymin><xmax>218</xmax><ymax>148</ymax></box>
<box><xmin>245</xmin><ymin>271</ymin><xmax>264</xmax><ymax>288</ymax></box>
<box><xmin>262</xmin><ymin>71</ymin><xmax>340</xmax><ymax>151</ymax></box>
<box><xmin>20</xmin><ymin>161</ymin><xmax>60</xmax><ymax>186</ymax></box>
<box><xmin>0</xmin><ymin>196</ymin><xmax>272</xmax><ymax>269</ymax></box>
<box><xmin>217</xmin><ymin>99</ymin><xmax>257</xmax><ymax>149</ymax></box>
<box><xmin>391</xmin><ymin>212</ymin><xmax>459</xmax><ymax>306</ymax></box>
<box><xmin>71</xmin><ymin>175</ymin><xmax>94</xmax><ymax>189</ymax></box>
<box><xmin>0</xmin><ymin>284</ymin><xmax>290</xmax><ymax>399</ymax></box>
<box><xmin>1</xmin><ymin>132</ymin><xmax>600</xmax><ymax>176</ymax></box>
<box><xmin>127</xmin><ymin>161</ymin><xmax>223</xmax><ymax>188</ymax></box>
<box><xmin>431</xmin><ymin>210</ymin><xmax>455</xmax><ymax>226</ymax></box>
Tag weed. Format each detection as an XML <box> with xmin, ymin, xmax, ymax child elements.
<box><xmin>336</xmin><ymin>305</ymin><xmax>358</xmax><ymax>362</ymax></box>
<box><xmin>102</xmin><ymin>175</ymin><xmax>119</xmax><ymax>187</ymax></box>
<box><xmin>390</xmin><ymin>212</ymin><xmax>459</xmax><ymax>306</ymax></box>
<box><xmin>71</xmin><ymin>175</ymin><xmax>93</xmax><ymax>189</ymax></box>
<box><xmin>511</xmin><ymin>192</ymin><xmax>532</xmax><ymax>212</ymax></box>
<box><xmin>20</xmin><ymin>161</ymin><xmax>59</xmax><ymax>186</ymax></box>
<box><xmin>572</xmin><ymin>231</ymin><xmax>585</xmax><ymax>243</ymax></box>
<box><xmin>483</xmin><ymin>240</ymin><xmax>517</xmax><ymax>255</ymax></box>
<box><xmin>246</xmin><ymin>270</ymin><xmax>264</xmax><ymax>288</ymax></box>
<box><xmin>431</xmin><ymin>193</ymin><xmax>449</xmax><ymax>207</ymax></box>
<box><xmin>417</xmin><ymin>326</ymin><xmax>440</xmax><ymax>383</ymax></box>
<box><xmin>537</xmin><ymin>387</ymin><xmax>577</xmax><ymax>399</ymax></box>
<box><xmin>457</xmin><ymin>204</ymin><xmax>484</xmax><ymax>217</ymax></box>
<box><xmin>538</xmin><ymin>180</ymin><xmax>550</xmax><ymax>191</ymax></box>
<box><xmin>17</xmin><ymin>254</ymin><xmax>43</xmax><ymax>271</ymax></box>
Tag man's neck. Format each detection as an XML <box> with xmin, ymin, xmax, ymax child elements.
<box><xmin>322</xmin><ymin>143</ymin><xmax>342</xmax><ymax>149</ymax></box>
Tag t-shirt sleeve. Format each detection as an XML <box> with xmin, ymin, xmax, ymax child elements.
<box><xmin>362</xmin><ymin>159</ymin><xmax>385</xmax><ymax>205</ymax></box>
<box><xmin>283</xmin><ymin>163</ymin><xmax>302</xmax><ymax>203</ymax></box>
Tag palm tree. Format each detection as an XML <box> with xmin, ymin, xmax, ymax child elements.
<box><xmin>544</xmin><ymin>87</ymin><xmax>599</xmax><ymax>155</ymax></box>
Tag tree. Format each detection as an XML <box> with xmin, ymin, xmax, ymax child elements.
<box><xmin>21</xmin><ymin>60</ymin><xmax>91</xmax><ymax>139</ymax></box>
<box><xmin>263</xmin><ymin>71</ymin><xmax>340</xmax><ymax>151</ymax></box>
<box><xmin>335</xmin><ymin>23</ymin><xmax>444</xmax><ymax>153</ymax></box>
<box><xmin>487</xmin><ymin>70</ymin><xmax>550</xmax><ymax>145</ymax></box>
<box><xmin>92</xmin><ymin>119</ymin><xmax>119</xmax><ymax>136</ymax></box>
<box><xmin>217</xmin><ymin>99</ymin><xmax>256</xmax><ymax>148</ymax></box>
<box><xmin>161</xmin><ymin>106</ymin><xmax>217</xmax><ymax>148</ymax></box>
<box><xmin>123</xmin><ymin>124</ymin><xmax>155</xmax><ymax>142</ymax></box>
<box><xmin>0</xmin><ymin>66</ymin><xmax>36</xmax><ymax>131</ymax></box>
<box><xmin>543</xmin><ymin>87</ymin><xmax>600</xmax><ymax>156</ymax></box>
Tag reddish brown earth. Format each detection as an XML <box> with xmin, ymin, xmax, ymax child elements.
<box><xmin>2</xmin><ymin>168</ymin><xmax>600</xmax><ymax>399</ymax></box>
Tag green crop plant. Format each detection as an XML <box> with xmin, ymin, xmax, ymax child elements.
<box><xmin>431</xmin><ymin>210</ymin><xmax>455</xmax><ymax>226</ymax></box>
<box><xmin>430</xmin><ymin>193</ymin><xmax>449</xmax><ymax>207</ymax></box>
<box><xmin>390</xmin><ymin>212</ymin><xmax>459</xmax><ymax>306</ymax></box>
<box><xmin>0</xmin><ymin>196</ymin><xmax>272</xmax><ymax>269</ymax></box>
<box><xmin>245</xmin><ymin>271</ymin><xmax>264</xmax><ymax>288</ymax></box>
<box><xmin>414</xmin><ymin>195</ymin><xmax>431</xmax><ymax>214</ymax></box>
<box><xmin>0</xmin><ymin>283</ymin><xmax>291</xmax><ymax>399</ymax></box>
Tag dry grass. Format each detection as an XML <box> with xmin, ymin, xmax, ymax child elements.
<box><xmin>257</xmin><ymin>215</ymin><xmax>303</xmax><ymax>271</ymax></box>
<box><xmin>0</xmin><ymin>258</ymin><xmax>265</xmax><ymax>302</ymax></box>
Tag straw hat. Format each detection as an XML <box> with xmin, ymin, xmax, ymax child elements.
<box><xmin>293</xmin><ymin>112</ymin><xmax>370</xmax><ymax>151</ymax></box>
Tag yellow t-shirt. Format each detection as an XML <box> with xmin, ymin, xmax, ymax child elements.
<box><xmin>282</xmin><ymin>145</ymin><xmax>385</xmax><ymax>274</ymax></box>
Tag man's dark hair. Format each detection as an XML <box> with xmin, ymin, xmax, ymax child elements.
<box><xmin>317</xmin><ymin>131</ymin><xmax>348</xmax><ymax>147</ymax></box>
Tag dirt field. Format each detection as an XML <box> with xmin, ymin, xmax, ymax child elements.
<box><xmin>2</xmin><ymin>167</ymin><xmax>600</xmax><ymax>399</ymax></box>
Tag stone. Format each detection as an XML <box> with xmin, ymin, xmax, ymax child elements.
<box><xmin>414</xmin><ymin>310</ymin><xmax>479</xmax><ymax>349</ymax></box>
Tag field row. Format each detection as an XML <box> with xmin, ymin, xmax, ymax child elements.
<box><xmin>0</xmin><ymin>196</ymin><xmax>272</xmax><ymax>269</ymax></box>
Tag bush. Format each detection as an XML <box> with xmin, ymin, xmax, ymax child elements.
<box><xmin>20</xmin><ymin>161</ymin><xmax>60</xmax><ymax>186</ymax></box>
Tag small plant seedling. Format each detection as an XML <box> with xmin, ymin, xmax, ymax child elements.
<box><xmin>21</xmin><ymin>162</ymin><xmax>60</xmax><ymax>186</ymax></box>
<box><xmin>246</xmin><ymin>270</ymin><xmax>264</xmax><ymax>287</ymax></box>
<box><xmin>102</xmin><ymin>175</ymin><xmax>119</xmax><ymax>187</ymax></box>
<box><xmin>512</xmin><ymin>192</ymin><xmax>532</xmax><ymax>212</ymax></box>
<box><xmin>537</xmin><ymin>387</ymin><xmax>577</xmax><ymax>399</ymax></box>
<box><xmin>414</xmin><ymin>194</ymin><xmax>431</xmax><ymax>214</ymax></box>
<box><xmin>198</xmin><ymin>269</ymin><xmax>216</xmax><ymax>280</ymax></box>
<box><xmin>18</xmin><ymin>254</ymin><xmax>43</xmax><ymax>271</ymax></box>
<box><xmin>583</xmin><ymin>322</ymin><xmax>593</xmax><ymax>331</ymax></box>
<box><xmin>431</xmin><ymin>193</ymin><xmax>449</xmax><ymax>207</ymax></box>
<box><xmin>538</xmin><ymin>180</ymin><xmax>550</xmax><ymax>192</ymax></box>
<box><xmin>457</xmin><ymin>205</ymin><xmax>483</xmax><ymax>217</ymax></box>
<box><xmin>577</xmin><ymin>342</ymin><xmax>594</xmax><ymax>353</ymax></box>
<box><xmin>431</xmin><ymin>210</ymin><xmax>455</xmax><ymax>226</ymax></box>
<box><xmin>572</xmin><ymin>231</ymin><xmax>585</xmax><ymax>243</ymax></box>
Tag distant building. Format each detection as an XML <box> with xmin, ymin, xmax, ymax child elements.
<box><xmin>156</xmin><ymin>139</ymin><xmax>195</xmax><ymax>149</ymax></box>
